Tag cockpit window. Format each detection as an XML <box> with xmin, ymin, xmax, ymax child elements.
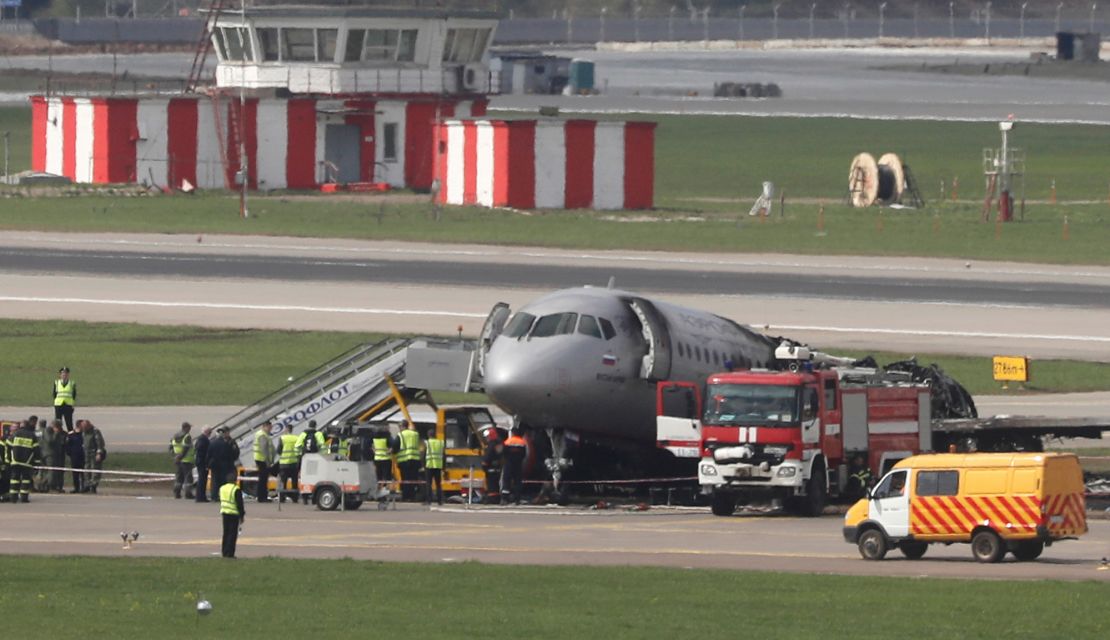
<box><xmin>577</xmin><ymin>314</ymin><xmax>603</xmax><ymax>339</ymax></box>
<box><xmin>503</xmin><ymin>312</ymin><xmax>535</xmax><ymax>339</ymax></box>
<box><xmin>598</xmin><ymin>317</ymin><xmax>616</xmax><ymax>340</ymax></box>
<box><xmin>531</xmin><ymin>312</ymin><xmax>578</xmax><ymax>338</ymax></box>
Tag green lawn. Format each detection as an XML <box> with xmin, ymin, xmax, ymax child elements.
<box><xmin>1</xmin><ymin>319</ymin><xmax>1109</xmax><ymax>407</ymax></box>
<box><xmin>0</xmin><ymin>556</ymin><xmax>1106</xmax><ymax>638</ymax></box>
<box><xmin>0</xmin><ymin>106</ymin><xmax>31</xmax><ymax>175</ymax></box>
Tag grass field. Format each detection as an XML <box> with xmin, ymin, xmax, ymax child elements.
<box><xmin>1</xmin><ymin>319</ymin><xmax>1109</xmax><ymax>407</ymax></box>
<box><xmin>0</xmin><ymin>556</ymin><xmax>1106</xmax><ymax>638</ymax></box>
<box><xmin>0</xmin><ymin>106</ymin><xmax>30</xmax><ymax>174</ymax></box>
<box><xmin>2</xmin><ymin>109</ymin><xmax>1110</xmax><ymax>262</ymax></box>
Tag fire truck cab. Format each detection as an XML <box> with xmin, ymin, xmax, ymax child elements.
<box><xmin>658</xmin><ymin>344</ymin><xmax>933</xmax><ymax>517</ymax></box>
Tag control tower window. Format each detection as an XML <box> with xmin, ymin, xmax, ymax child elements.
<box><xmin>503</xmin><ymin>312</ymin><xmax>535</xmax><ymax>339</ymax></box>
<box><xmin>258</xmin><ymin>28</ymin><xmax>279</xmax><ymax>62</ymax></box>
<box><xmin>531</xmin><ymin>313</ymin><xmax>578</xmax><ymax>338</ymax></box>
<box><xmin>397</xmin><ymin>30</ymin><xmax>418</xmax><ymax>62</ymax></box>
<box><xmin>345</xmin><ymin>29</ymin><xmax>366</xmax><ymax>62</ymax></box>
<box><xmin>317</xmin><ymin>29</ymin><xmax>338</xmax><ymax>63</ymax></box>
<box><xmin>221</xmin><ymin>27</ymin><xmax>251</xmax><ymax>62</ymax></box>
<box><xmin>442</xmin><ymin>28</ymin><xmax>491</xmax><ymax>64</ymax></box>
<box><xmin>283</xmin><ymin>28</ymin><xmax>316</xmax><ymax>62</ymax></box>
<box><xmin>211</xmin><ymin>28</ymin><xmax>228</xmax><ymax>61</ymax></box>
<box><xmin>577</xmin><ymin>314</ymin><xmax>602</xmax><ymax>339</ymax></box>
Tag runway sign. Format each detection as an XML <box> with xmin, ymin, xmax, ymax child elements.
<box><xmin>993</xmin><ymin>355</ymin><xmax>1029</xmax><ymax>382</ymax></box>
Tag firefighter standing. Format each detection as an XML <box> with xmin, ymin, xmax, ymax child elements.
<box><xmin>252</xmin><ymin>421</ymin><xmax>274</xmax><ymax>503</ymax></box>
<box><xmin>53</xmin><ymin>367</ymin><xmax>77</xmax><ymax>431</ymax></box>
<box><xmin>501</xmin><ymin>428</ymin><xmax>527</xmax><ymax>505</ymax></box>
<box><xmin>423</xmin><ymin>428</ymin><xmax>445</xmax><ymax>506</ymax></box>
<box><xmin>218</xmin><ymin>470</ymin><xmax>245</xmax><ymax>559</ymax></box>
<box><xmin>9</xmin><ymin>419</ymin><xmax>39</xmax><ymax>503</ymax></box>
<box><xmin>396</xmin><ymin>421</ymin><xmax>421</xmax><ymax>501</ymax></box>
<box><xmin>0</xmin><ymin>425</ymin><xmax>12</xmax><ymax>502</ymax></box>
<box><xmin>81</xmin><ymin>420</ymin><xmax>106</xmax><ymax>494</ymax></box>
<box><xmin>170</xmin><ymin>422</ymin><xmax>196</xmax><ymax>500</ymax></box>
<box><xmin>275</xmin><ymin>424</ymin><xmax>301</xmax><ymax>503</ymax></box>
<box><xmin>481</xmin><ymin>428</ymin><xmax>503</xmax><ymax>504</ymax></box>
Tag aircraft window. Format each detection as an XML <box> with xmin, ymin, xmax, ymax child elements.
<box><xmin>598</xmin><ymin>318</ymin><xmax>616</xmax><ymax>340</ymax></box>
<box><xmin>713</xmin><ymin>351</ymin><xmax>721</xmax><ymax>366</ymax></box>
<box><xmin>577</xmin><ymin>314</ymin><xmax>603</xmax><ymax>339</ymax></box>
<box><xmin>531</xmin><ymin>312</ymin><xmax>578</xmax><ymax>338</ymax></box>
<box><xmin>695</xmin><ymin>347</ymin><xmax>702</xmax><ymax>362</ymax></box>
<box><xmin>503</xmin><ymin>312</ymin><xmax>535</xmax><ymax>338</ymax></box>
<box><xmin>677</xmin><ymin>342</ymin><xmax>685</xmax><ymax>358</ymax></box>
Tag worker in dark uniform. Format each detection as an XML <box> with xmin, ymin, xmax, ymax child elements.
<box><xmin>81</xmin><ymin>420</ymin><xmax>106</xmax><ymax>494</ymax></box>
<box><xmin>396</xmin><ymin>421</ymin><xmax>421</xmax><ymax>502</ymax></box>
<box><xmin>252</xmin><ymin>421</ymin><xmax>274</xmax><ymax>503</ymax></box>
<box><xmin>218</xmin><ymin>470</ymin><xmax>245</xmax><ymax>559</ymax></box>
<box><xmin>275</xmin><ymin>424</ymin><xmax>301</xmax><ymax>503</ymax></box>
<box><xmin>65</xmin><ymin>424</ymin><xmax>84</xmax><ymax>494</ymax></box>
<box><xmin>170</xmin><ymin>422</ymin><xmax>196</xmax><ymax>500</ymax></box>
<box><xmin>53</xmin><ymin>367</ymin><xmax>76</xmax><ymax>431</ymax></box>
<box><xmin>481</xmin><ymin>428</ymin><xmax>503</xmax><ymax>504</ymax></box>
<box><xmin>846</xmin><ymin>454</ymin><xmax>873</xmax><ymax>501</ymax></box>
<box><xmin>207</xmin><ymin>427</ymin><xmax>233</xmax><ymax>502</ymax></box>
<box><xmin>0</xmin><ymin>425</ymin><xmax>12</xmax><ymax>502</ymax></box>
<box><xmin>423</xmin><ymin>427</ymin><xmax>445</xmax><ymax>506</ymax></box>
<box><xmin>9</xmin><ymin>419</ymin><xmax>39</xmax><ymax>503</ymax></box>
<box><xmin>47</xmin><ymin>420</ymin><xmax>66</xmax><ymax>492</ymax></box>
<box><xmin>372</xmin><ymin>427</ymin><xmax>395</xmax><ymax>493</ymax></box>
<box><xmin>193</xmin><ymin>426</ymin><xmax>212</xmax><ymax>502</ymax></box>
<box><xmin>501</xmin><ymin>428</ymin><xmax>528</xmax><ymax>505</ymax></box>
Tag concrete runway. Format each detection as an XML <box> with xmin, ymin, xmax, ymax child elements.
<box><xmin>2</xmin><ymin>494</ymin><xmax>1107</xmax><ymax>581</ymax></box>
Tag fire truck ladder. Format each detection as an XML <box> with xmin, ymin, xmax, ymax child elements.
<box><xmin>209</xmin><ymin>90</ymin><xmax>243</xmax><ymax>190</ymax></box>
<box><xmin>218</xmin><ymin>337</ymin><xmax>479</xmax><ymax>456</ymax></box>
<box><xmin>184</xmin><ymin>0</ymin><xmax>231</xmax><ymax>93</ymax></box>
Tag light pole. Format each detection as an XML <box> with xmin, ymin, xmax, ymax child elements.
<box><xmin>3</xmin><ymin>131</ymin><xmax>9</xmax><ymax>186</ymax></box>
<box><xmin>842</xmin><ymin>2</ymin><xmax>850</xmax><ymax>38</ymax></box>
<box><xmin>703</xmin><ymin>7</ymin><xmax>710</xmax><ymax>42</ymax></box>
<box><xmin>738</xmin><ymin>5</ymin><xmax>745</xmax><ymax>40</ymax></box>
<box><xmin>773</xmin><ymin>3</ymin><xmax>781</xmax><ymax>39</ymax></box>
<box><xmin>810</xmin><ymin>3</ymin><xmax>817</xmax><ymax>38</ymax></box>
<box><xmin>600</xmin><ymin>7</ymin><xmax>607</xmax><ymax>42</ymax></box>
<box><xmin>879</xmin><ymin>2</ymin><xmax>887</xmax><ymax>38</ymax></box>
<box><xmin>949</xmin><ymin>1</ymin><xmax>955</xmax><ymax>37</ymax></box>
<box><xmin>1090</xmin><ymin>3</ymin><xmax>1098</xmax><ymax>32</ymax></box>
<box><xmin>1056</xmin><ymin>2</ymin><xmax>1064</xmax><ymax>33</ymax></box>
<box><xmin>984</xmin><ymin>1</ymin><xmax>992</xmax><ymax>41</ymax></box>
<box><xmin>565</xmin><ymin>9</ymin><xmax>573</xmax><ymax>44</ymax></box>
<box><xmin>1020</xmin><ymin>2</ymin><xmax>1027</xmax><ymax>38</ymax></box>
<box><xmin>913</xmin><ymin>2</ymin><xmax>919</xmax><ymax>37</ymax></box>
<box><xmin>634</xmin><ymin>1</ymin><xmax>641</xmax><ymax>42</ymax></box>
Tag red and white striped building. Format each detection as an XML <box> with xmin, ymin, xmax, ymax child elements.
<box><xmin>433</xmin><ymin>119</ymin><xmax>655</xmax><ymax>210</ymax></box>
<box><xmin>30</xmin><ymin>94</ymin><xmax>486</xmax><ymax>191</ymax></box>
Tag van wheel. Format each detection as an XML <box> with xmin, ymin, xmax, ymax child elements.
<box><xmin>858</xmin><ymin>529</ymin><xmax>888</xmax><ymax>560</ymax></box>
<box><xmin>971</xmin><ymin>530</ymin><xmax>1005</xmax><ymax>563</ymax></box>
<box><xmin>898</xmin><ymin>541</ymin><xmax>928</xmax><ymax>560</ymax></box>
<box><xmin>1011</xmin><ymin>540</ymin><xmax>1044</xmax><ymax>561</ymax></box>
<box><xmin>316</xmin><ymin>486</ymin><xmax>340</xmax><ymax>511</ymax></box>
<box><xmin>344</xmin><ymin>496</ymin><xmax>363</xmax><ymax>511</ymax></box>
<box><xmin>710</xmin><ymin>491</ymin><xmax>736</xmax><ymax>517</ymax></box>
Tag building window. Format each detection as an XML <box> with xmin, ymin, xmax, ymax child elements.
<box><xmin>397</xmin><ymin>29</ymin><xmax>418</xmax><ymax>61</ymax></box>
<box><xmin>257</xmin><ymin>28</ymin><xmax>279</xmax><ymax>61</ymax></box>
<box><xmin>442</xmin><ymin>28</ymin><xmax>491</xmax><ymax>63</ymax></box>
<box><xmin>221</xmin><ymin>27</ymin><xmax>249</xmax><ymax>62</ymax></box>
<box><xmin>283</xmin><ymin>28</ymin><xmax>316</xmax><ymax>62</ymax></box>
<box><xmin>317</xmin><ymin>29</ymin><xmax>338</xmax><ymax>63</ymax></box>
<box><xmin>382</xmin><ymin>123</ymin><xmax>398</xmax><ymax>162</ymax></box>
<box><xmin>211</xmin><ymin>28</ymin><xmax>228</xmax><ymax>61</ymax></box>
<box><xmin>345</xmin><ymin>28</ymin><xmax>366</xmax><ymax>62</ymax></box>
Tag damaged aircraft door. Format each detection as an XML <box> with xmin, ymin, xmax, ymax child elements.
<box><xmin>625</xmin><ymin>297</ymin><xmax>672</xmax><ymax>381</ymax></box>
<box><xmin>477</xmin><ymin>302</ymin><xmax>511</xmax><ymax>379</ymax></box>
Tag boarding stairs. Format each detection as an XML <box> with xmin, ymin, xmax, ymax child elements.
<box><xmin>218</xmin><ymin>337</ymin><xmax>479</xmax><ymax>457</ymax></box>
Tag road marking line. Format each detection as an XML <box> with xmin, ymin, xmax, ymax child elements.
<box><xmin>0</xmin><ymin>296</ymin><xmax>487</xmax><ymax>318</ymax></box>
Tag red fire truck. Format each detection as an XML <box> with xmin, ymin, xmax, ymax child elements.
<box><xmin>657</xmin><ymin>344</ymin><xmax>934</xmax><ymax>517</ymax></box>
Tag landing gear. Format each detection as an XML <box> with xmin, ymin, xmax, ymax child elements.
<box><xmin>545</xmin><ymin>427</ymin><xmax>573</xmax><ymax>496</ymax></box>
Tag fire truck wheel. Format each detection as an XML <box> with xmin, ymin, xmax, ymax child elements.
<box><xmin>857</xmin><ymin>528</ymin><xmax>888</xmax><ymax>560</ymax></box>
<box><xmin>971</xmin><ymin>530</ymin><xmax>1005</xmax><ymax>563</ymax></box>
<box><xmin>800</xmin><ymin>471</ymin><xmax>827</xmax><ymax>517</ymax></box>
<box><xmin>316</xmin><ymin>486</ymin><xmax>341</xmax><ymax>511</ymax></box>
<box><xmin>1010</xmin><ymin>540</ymin><xmax>1044</xmax><ymax>561</ymax></box>
<box><xmin>710</xmin><ymin>491</ymin><xmax>737</xmax><ymax>517</ymax></box>
<box><xmin>898</xmin><ymin>541</ymin><xmax>928</xmax><ymax>560</ymax></box>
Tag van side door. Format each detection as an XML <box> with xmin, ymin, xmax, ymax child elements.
<box><xmin>868</xmin><ymin>469</ymin><xmax>910</xmax><ymax>538</ymax></box>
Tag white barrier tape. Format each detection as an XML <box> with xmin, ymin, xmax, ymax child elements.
<box><xmin>31</xmin><ymin>465</ymin><xmax>174</xmax><ymax>480</ymax></box>
<box><xmin>523</xmin><ymin>476</ymin><xmax>697</xmax><ymax>486</ymax></box>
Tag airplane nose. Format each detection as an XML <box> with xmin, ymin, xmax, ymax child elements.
<box><xmin>482</xmin><ymin>355</ymin><xmax>531</xmax><ymax>412</ymax></box>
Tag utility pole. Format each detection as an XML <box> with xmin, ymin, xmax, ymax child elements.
<box><xmin>239</xmin><ymin>0</ymin><xmax>249</xmax><ymax>219</ymax></box>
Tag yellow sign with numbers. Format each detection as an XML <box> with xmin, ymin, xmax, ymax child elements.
<box><xmin>993</xmin><ymin>356</ymin><xmax>1029</xmax><ymax>382</ymax></box>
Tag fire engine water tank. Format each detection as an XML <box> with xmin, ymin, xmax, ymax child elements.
<box><xmin>568</xmin><ymin>59</ymin><xmax>595</xmax><ymax>94</ymax></box>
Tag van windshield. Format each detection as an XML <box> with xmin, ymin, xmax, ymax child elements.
<box><xmin>703</xmin><ymin>383</ymin><xmax>800</xmax><ymax>427</ymax></box>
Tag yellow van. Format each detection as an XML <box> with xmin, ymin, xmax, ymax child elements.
<box><xmin>843</xmin><ymin>453</ymin><xmax>1087</xmax><ymax>563</ymax></box>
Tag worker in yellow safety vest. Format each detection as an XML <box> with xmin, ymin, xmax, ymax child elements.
<box><xmin>218</xmin><ymin>470</ymin><xmax>245</xmax><ymax>558</ymax></box>
<box><xmin>396</xmin><ymin>421</ymin><xmax>421</xmax><ymax>502</ymax></box>
<box><xmin>53</xmin><ymin>367</ymin><xmax>77</xmax><ymax>431</ymax></box>
<box><xmin>169</xmin><ymin>421</ymin><xmax>196</xmax><ymax>500</ymax></box>
<box><xmin>423</xmin><ymin>428</ymin><xmax>445</xmax><ymax>506</ymax></box>
<box><xmin>252</xmin><ymin>421</ymin><xmax>274</xmax><ymax>503</ymax></box>
<box><xmin>275</xmin><ymin>424</ymin><xmax>301</xmax><ymax>504</ymax></box>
